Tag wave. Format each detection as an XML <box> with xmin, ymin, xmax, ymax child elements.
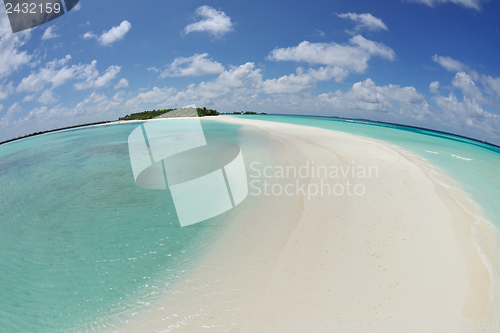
<box><xmin>451</xmin><ymin>154</ymin><xmax>473</xmax><ymax>161</ymax></box>
<box><xmin>391</xmin><ymin>144</ymin><xmax>496</xmax><ymax>306</ymax></box>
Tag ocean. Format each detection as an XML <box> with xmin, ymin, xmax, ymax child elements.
<box><xmin>0</xmin><ymin>115</ymin><xmax>499</xmax><ymax>331</ymax></box>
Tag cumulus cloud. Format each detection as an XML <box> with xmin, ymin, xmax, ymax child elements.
<box><xmin>452</xmin><ymin>71</ymin><xmax>484</xmax><ymax>102</ymax></box>
<box><xmin>15</xmin><ymin>105</ymin><xmax>50</xmax><ymax>125</ymax></box>
<box><xmin>160</xmin><ymin>53</ymin><xmax>225</xmax><ymax>77</ymax></box>
<box><xmin>23</xmin><ymin>94</ymin><xmax>35</xmax><ymax>102</ymax></box>
<box><xmin>125</xmin><ymin>60</ymin><xmax>427</xmax><ymax>118</ymax></box>
<box><xmin>83</xmin><ymin>32</ymin><xmax>96</xmax><ymax>40</ymax></box>
<box><xmin>317</xmin><ymin>78</ymin><xmax>428</xmax><ymax>118</ymax></box>
<box><xmin>126</xmin><ymin>62</ymin><xmax>262</xmax><ymax>109</ymax></box>
<box><xmin>74</xmin><ymin>64</ymin><xmax>121</xmax><ymax>90</ymax></box>
<box><xmin>262</xmin><ymin>73</ymin><xmax>316</xmax><ymax>94</ymax></box>
<box><xmin>37</xmin><ymin>89</ymin><xmax>59</xmax><ymax>104</ymax></box>
<box><xmin>95</xmin><ymin>20</ymin><xmax>131</xmax><ymax>46</ymax></box>
<box><xmin>306</xmin><ymin>66</ymin><xmax>350</xmax><ymax>82</ymax></box>
<box><xmin>42</xmin><ymin>26</ymin><xmax>59</xmax><ymax>40</ymax></box>
<box><xmin>17</xmin><ymin>55</ymin><xmax>75</xmax><ymax>92</ymax></box>
<box><xmin>429</xmin><ymin>81</ymin><xmax>440</xmax><ymax>94</ymax></box>
<box><xmin>195</xmin><ymin>62</ymin><xmax>262</xmax><ymax>95</ymax></box>
<box><xmin>0</xmin><ymin>103</ymin><xmax>22</xmax><ymax>128</ymax></box>
<box><xmin>16</xmin><ymin>92</ymin><xmax>122</xmax><ymax>127</ymax></box>
<box><xmin>432</xmin><ymin>54</ymin><xmax>466</xmax><ymax>72</ymax></box>
<box><xmin>68</xmin><ymin>92</ymin><xmax>111</xmax><ymax>116</ymax></box>
<box><xmin>433</xmin><ymin>91</ymin><xmax>500</xmax><ymax>137</ymax></box>
<box><xmin>17</xmin><ymin>56</ymin><xmax>121</xmax><ymax>93</ymax></box>
<box><xmin>268</xmin><ymin>35</ymin><xmax>395</xmax><ymax>74</ymax></box>
<box><xmin>0</xmin><ymin>25</ymin><xmax>33</xmax><ymax>79</ymax></box>
<box><xmin>114</xmin><ymin>78</ymin><xmax>129</xmax><ymax>89</ymax></box>
<box><xmin>406</xmin><ymin>0</ymin><xmax>488</xmax><ymax>10</ymax></box>
<box><xmin>0</xmin><ymin>82</ymin><xmax>14</xmax><ymax>100</ymax></box>
<box><xmin>124</xmin><ymin>58</ymin><xmax>429</xmax><ymax>123</ymax></box>
<box><xmin>430</xmin><ymin>71</ymin><xmax>500</xmax><ymax>141</ymax></box>
<box><xmin>315</xmin><ymin>29</ymin><xmax>326</xmax><ymax>37</ymax></box>
<box><xmin>184</xmin><ymin>6</ymin><xmax>233</xmax><ymax>37</ymax></box>
<box><xmin>481</xmin><ymin>75</ymin><xmax>500</xmax><ymax>100</ymax></box>
<box><xmin>337</xmin><ymin>13</ymin><xmax>388</xmax><ymax>31</ymax></box>
<box><xmin>261</xmin><ymin>66</ymin><xmax>349</xmax><ymax>94</ymax></box>
<box><xmin>125</xmin><ymin>87</ymin><xmax>177</xmax><ymax>108</ymax></box>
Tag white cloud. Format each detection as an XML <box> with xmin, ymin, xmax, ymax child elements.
<box><xmin>16</xmin><ymin>92</ymin><xmax>121</xmax><ymax>127</ymax></box>
<box><xmin>125</xmin><ymin>87</ymin><xmax>177</xmax><ymax>108</ymax></box>
<box><xmin>17</xmin><ymin>55</ymin><xmax>76</xmax><ymax>92</ymax></box>
<box><xmin>433</xmin><ymin>92</ymin><xmax>500</xmax><ymax>137</ymax></box>
<box><xmin>430</xmin><ymin>71</ymin><xmax>500</xmax><ymax>141</ymax></box>
<box><xmin>306</xmin><ymin>66</ymin><xmax>350</xmax><ymax>82</ymax></box>
<box><xmin>42</xmin><ymin>26</ymin><xmax>59</xmax><ymax>40</ymax></box>
<box><xmin>126</xmin><ymin>62</ymin><xmax>262</xmax><ymax>109</ymax></box>
<box><xmin>429</xmin><ymin>81</ymin><xmax>440</xmax><ymax>94</ymax></box>
<box><xmin>37</xmin><ymin>89</ymin><xmax>59</xmax><ymax>104</ymax></box>
<box><xmin>75</xmin><ymin>65</ymin><xmax>121</xmax><ymax>90</ymax></box>
<box><xmin>73</xmin><ymin>2</ymin><xmax>81</xmax><ymax>11</ymax></box>
<box><xmin>337</xmin><ymin>13</ymin><xmax>388</xmax><ymax>31</ymax></box>
<box><xmin>452</xmin><ymin>72</ymin><xmax>484</xmax><ymax>102</ymax></box>
<box><xmin>174</xmin><ymin>63</ymin><xmax>258</xmax><ymax>102</ymax></box>
<box><xmin>83</xmin><ymin>32</ymin><xmax>96</xmax><ymax>40</ymax></box>
<box><xmin>114</xmin><ymin>78</ymin><xmax>129</xmax><ymax>89</ymax></box>
<box><xmin>0</xmin><ymin>27</ymin><xmax>33</xmax><ymax>79</ymax></box>
<box><xmin>0</xmin><ymin>82</ymin><xmax>14</xmax><ymax>100</ymax></box>
<box><xmin>481</xmin><ymin>75</ymin><xmax>500</xmax><ymax>100</ymax></box>
<box><xmin>268</xmin><ymin>35</ymin><xmax>395</xmax><ymax>74</ymax></box>
<box><xmin>184</xmin><ymin>6</ymin><xmax>233</xmax><ymax>37</ymax></box>
<box><xmin>262</xmin><ymin>73</ymin><xmax>315</xmax><ymax>94</ymax></box>
<box><xmin>194</xmin><ymin>62</ymin><xmax>262</xmax><ymax>96</ymax></box>
<box><xmin>318</xmin><ymin>78</ymin><xmax>428</xmax><ymax>118</ymax></box>
<box><xmin>315</xmin><ymin>29</ymin><xmax>326</xmax><ymax>37</ymax></box>
<box><xmin>432</xmin><ymin>54</ymin><xmax>466</xmax><ymax>72</ymax></box>
<box><xmin>124</xmin><ymin>61</ymin><xmax>427</xmax><ymax>121</ymax></box>
<box><xmin>98</xmin><ymin>20</ymin><xmax>131</xmax><ymax>46</ymax></box>
<box><xmin>17</xmin><ymin>56</ymin><xmax>120</xmax><ymax>93</ymax></box>
<box><xmin>15</xmin><ymin>105</ymin><xmax>50</xmax><ymax>124</ymax></box>
<box><xmin>70</xmin><ymin>93</ymin><xmax>108</xmax><ymax>116</ymax></box>
<box><xmin>23</xmin><ymin>94</ymin><xmax>35</xmax><ymax>102</ymax></box>
<box><xmin>160</xmin><ymin>53</ymin><xmax>225</xmax><ymax>77</ymax></box>
<box><xmin>407</xmin><ymin>0</ymin><xmax>488</xmax><ymax>10</ymax></box>
<box><xmin>261</xmin><ymin>66</ymin><xmax>348</xmax><ymax>94</ymax></box>
<box><xmin>0</xmin><ymin>103</ymin><xmax>22</xmax><ymax>128</ymax></box>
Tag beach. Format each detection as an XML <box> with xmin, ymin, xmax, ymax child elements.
<box><xmin>115</xmin><ymin>116</ymin><xmax>494</xmax><ymax>332</ymax></box>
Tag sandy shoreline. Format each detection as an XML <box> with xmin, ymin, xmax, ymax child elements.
<box><xmin>114</xmin><ymin>116</ymin><xmax>493</xmax><ymax>332</ymax></box>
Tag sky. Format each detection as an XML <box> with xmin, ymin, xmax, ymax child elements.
<box><xmin>1</xmin><ymin>0</ymin><xmax>500</xmax><ymax>144</ymax></box>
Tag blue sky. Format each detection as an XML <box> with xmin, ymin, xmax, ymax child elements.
<box><xmin>1</xmin><ymin>0</ymin><xmax>500</xmax><ymax>144</ymax></box>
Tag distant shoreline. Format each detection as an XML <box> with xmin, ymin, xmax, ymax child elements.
<box><xmin>2</xmin><ymin>113</ymin><xmax>500</xmax><ymax>151</ymax></box>
<box><xmin>235</xmin><ymin>113</ymin><xmax>500</xmax><ymax>151</ymax></box>
<box><xmin>0</xmin><ymin>120</ymin><xmax>113</xmax><ymax>146</ymax></box>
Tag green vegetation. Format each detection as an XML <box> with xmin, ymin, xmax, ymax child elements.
<box><xmin>118</xmin><ymin>107</ymin><xmax>219</xmax><ymax>120</ymax></box>
<box><xmin>119</xmin><ymin>109</ymin><xmax>175</xmax><ymax>120</ymax></box>
<box><xmin>196</xmin><ymin>107</ymin><xmax>219</xmax><ymax>117</ymax></box>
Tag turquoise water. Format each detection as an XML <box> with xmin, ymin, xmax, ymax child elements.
<box><xmin>1</xmin><ymin>115</ymin><xmax>500</xmax><ymax>331</ymax></box>
<box><xmin>0</xmin><ymin>121</ymin><xmax>247</xmax><ymax>332</ymax></box>
<box><xmin>232</xmin><ymin>115</ymin><xmax>500</xmax><ymax>229</ymax></box>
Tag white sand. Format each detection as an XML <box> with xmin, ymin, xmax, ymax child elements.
<box><xmin>114</xmin><ymin>117</ymin><xmax>493</xmax><ymax>333</ymax></box>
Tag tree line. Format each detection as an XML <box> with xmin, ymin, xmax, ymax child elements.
<box><xmin>118</xmin><ymin>107</ymin><xmax>220</xmax><ymax>120</ymax></box>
